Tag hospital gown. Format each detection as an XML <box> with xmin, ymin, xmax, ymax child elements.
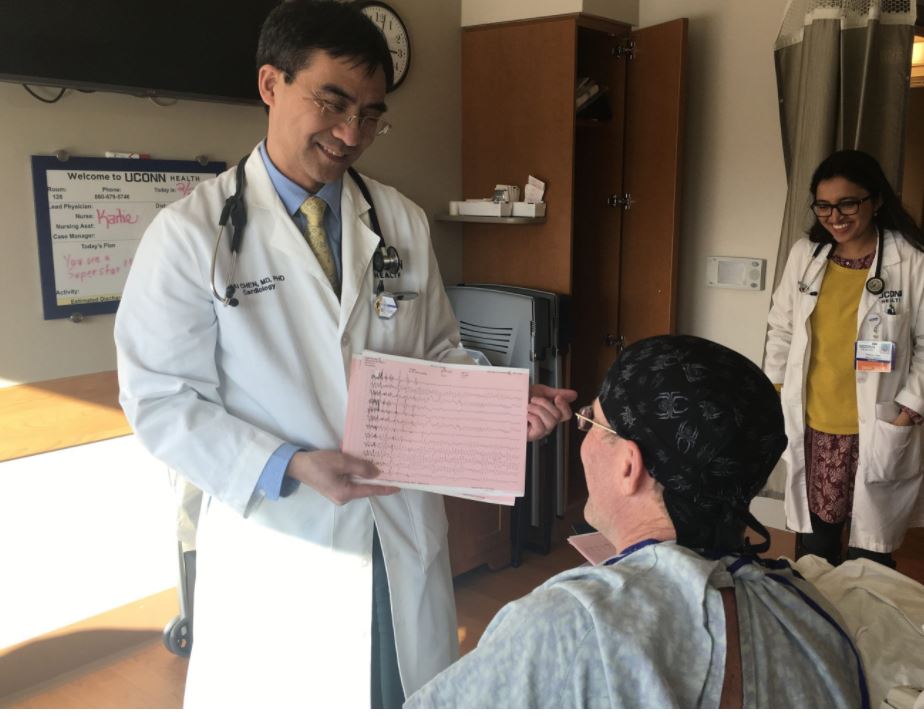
<box><xmin>404</xmin><ymin>542</ymin><xmax>864</xmax><ymax>708</ymax></box>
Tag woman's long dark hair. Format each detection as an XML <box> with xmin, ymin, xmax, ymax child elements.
<box><xmin>807</xmin><ymin>149</ymin><xmax>924</xmax><ymax>252</ymax></box>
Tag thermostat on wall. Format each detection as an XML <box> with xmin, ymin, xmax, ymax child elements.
<box><xmin>706</xmin><ymin>256</ymin><xmax>766</xmax><ymax>291</ymax></box>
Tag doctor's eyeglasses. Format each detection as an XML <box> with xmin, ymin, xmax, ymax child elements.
<box><xmin>575</xmin><ymin>405</ymin><xmax>621</xmax><ymax>437</ymax></box>
<box><xmin>811</xmin><ymin>195</ymin><xmax>871</xmax><ymax>218</ymax></box>
<box><xmin>311</xmin><ymin>93</ymin><xmax>392</xmax><ymax>137</ymax></box>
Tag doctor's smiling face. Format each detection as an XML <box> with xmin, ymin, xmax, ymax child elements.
<box><xmin>813</xmin><ymin>175</ymin><xmax>881</xmax><ymax>255</ymax></box>
<box><xmin>259</xmin><ymin>51</ymin><xmax>388</xmax><ymax>193</ymax></box>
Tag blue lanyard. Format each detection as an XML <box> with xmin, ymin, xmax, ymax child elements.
<box><xmin>602</xmin><ymin>538</ymin><xmax>662</xmax><ymax>566</ymax></box>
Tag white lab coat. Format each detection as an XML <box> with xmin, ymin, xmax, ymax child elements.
<box><xmin>764</xmin><ymin>232</ymin><xmax>924</xmax><ymax>553</ymax></box>
<box><xmin>115</xmin><ymin>146</ymin><xmax>468</xmax><ymax>707</ymax></box>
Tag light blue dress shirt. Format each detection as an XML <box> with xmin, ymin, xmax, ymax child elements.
<box><xmin>255</xmin><ymin>141</ymin><xmax>345</xmax><ymax>500</ymax></box>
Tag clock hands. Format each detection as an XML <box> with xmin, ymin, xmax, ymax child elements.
<box><xmin>361</xmin><ymin>3</ymin><xmax>408</xmax><ymax>89</ymax></box>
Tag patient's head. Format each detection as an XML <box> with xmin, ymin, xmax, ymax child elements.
<box><xmin>581</xmin><ymin>334</ymin><xmax>786</xmax><ymax>553</ymax></box>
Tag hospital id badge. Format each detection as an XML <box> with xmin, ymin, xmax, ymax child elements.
<box><xmin>374</xmin><ymin>291</ymin><xmax>399</xmax><ymax>319</ymax></box>
<box><xmin>855</xmin><ymin>340</ymin><xmax>895</xmax><ymax>372</ymax></box>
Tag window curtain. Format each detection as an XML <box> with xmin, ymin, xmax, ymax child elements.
<box><xmin>772</xmin><ymin>0</ymin><xmax>917</xmax><ymax>290</ymax></box>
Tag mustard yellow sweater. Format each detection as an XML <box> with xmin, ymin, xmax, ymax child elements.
<box><xmin>805</xmin><ymin>261</ymin><xmax>867</xmax><ymax>435</ymax></box>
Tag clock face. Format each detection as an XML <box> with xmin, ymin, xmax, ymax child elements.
<box><xmin>360</xmin><ymin>2</ymin><xmax>410</xmax><ymax>91</ymax></box>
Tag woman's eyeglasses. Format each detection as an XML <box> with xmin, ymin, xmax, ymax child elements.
<box><xmin>811</xmin><ymin>195</ymin><xmax>871</xmax><ymax>218</ymax></box>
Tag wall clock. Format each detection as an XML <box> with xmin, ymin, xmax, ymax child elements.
<box><xmin>359</xmin><ymin>1</ymin><xmax>411</xmax><ymax>91</ymax></box>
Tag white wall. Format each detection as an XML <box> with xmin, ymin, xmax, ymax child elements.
<box><xmin>639</xmin><ymin>0</ymin><xmax>790</xmax><ymax>367</ymax></box>
<box><xmin>0</xmin><ymin>0</ymin><xmax>462</xmax><ymax>388</ymax></box>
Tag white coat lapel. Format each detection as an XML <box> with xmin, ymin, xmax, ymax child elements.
<box><xmin>857</xmin><ymin>231</ymin><xmax>901</xmax><ymax>327</ymax></box>
<box><xmin>340</xmin><ymin>173</ymin><xmax>382</xmax><ymax>328</ymax></box>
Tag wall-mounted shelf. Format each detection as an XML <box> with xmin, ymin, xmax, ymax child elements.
<box><xmin>435</xmin><ymin>213</ymin><xmax>546</xmax><ymax>224</ymax></box>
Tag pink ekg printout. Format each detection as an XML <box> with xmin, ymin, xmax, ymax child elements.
<box><xmin>343</xmin><ymin>351</ymin><xmax>529</xmax><ymax>503</ymax></box>
<box><xmin>567</xmin><ymin>532</ymin><xmax>619</xmax><ymax>565</ymax></box>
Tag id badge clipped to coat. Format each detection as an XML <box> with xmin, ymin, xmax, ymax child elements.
<box><xmin>855</xmin><ymin>340</ymin><xmax>896</xmax><ymax>372</ymax></box>
<box><xmin>373</xmin><ymin>286</ymin><xmax>418</xmax><ymax>320</ymax></box>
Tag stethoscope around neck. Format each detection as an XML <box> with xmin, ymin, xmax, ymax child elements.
<box><xmin>797</xmin><ymin>232</ymin><xmax>885</xmax><ymax>297</ymax></box>
<box><xmin>209</xmin><ymin>155</ymin><xmax>405</xmax><ymax>308</ymax></box>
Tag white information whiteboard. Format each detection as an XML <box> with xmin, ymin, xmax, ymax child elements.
<box><xmin>32</xmin><ymin>155</ymin><xmax>225</xmax><ymax>319</ymax></box>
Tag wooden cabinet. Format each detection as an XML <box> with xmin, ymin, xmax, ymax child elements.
<box><xmin>447</xmin><ymin>14</ymin><xmax>687</xmax><ymax>577</ymax></box>
<box><xmin>445</xmin><ymin>494</ymin><xmax>511</xmax><ymax>576</ymax></box>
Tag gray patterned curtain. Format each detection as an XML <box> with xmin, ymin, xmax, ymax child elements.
<box><xmin>773</xmin><ymin>0</ymin><xmax>917</xmax><ymax>290</ymax></box>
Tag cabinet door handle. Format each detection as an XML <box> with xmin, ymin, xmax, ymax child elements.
<box><xmin>607</xmin><ymin>193</ymin><xmax>632</xmax><ymax>210</ymax></box>
<box><xmin>605</xmin><ymin>334</ymin><xmax>625</xmax><ymax>351</ymax></box>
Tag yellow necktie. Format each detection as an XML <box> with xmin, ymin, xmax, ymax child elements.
<box><xmin>299</xmin><ymin>196</ymin><xmax>340</xmax><ymax>297</ymax></box>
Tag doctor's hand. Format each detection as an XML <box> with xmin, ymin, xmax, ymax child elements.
<box><xmin>892</xmin><ymin>411</ymin><xmax>914</xmax><ymax>427</ymax></box>
<box><xmin>286</xmin><ymin>450</ymin><xmax>399</xmax><ymax>506</ymax></box>
<box><xmin>526</xmin><ymin>384</ymin><xmax>578</xmax><ymax>442</ymax></box>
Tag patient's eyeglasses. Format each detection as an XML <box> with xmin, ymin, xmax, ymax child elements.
<box><xmin>575</xmin><ymin>405</ymin><xmax>621</xmax><ymax>437</ymax></box>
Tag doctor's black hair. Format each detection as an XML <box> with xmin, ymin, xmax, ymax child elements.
<box><xmin>807</xmin><ymin>149</ymin><xmax>924</xmax><ymax>252</ymax></box>
<box><xmin>256</xmin><ymin>0</ymin><xmax>394</xmax><ymax>96</ymax></box>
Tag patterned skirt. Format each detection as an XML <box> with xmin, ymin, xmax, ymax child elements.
<box><xmin>804</xmin><ymin>427</ymin><xmax>859</xmax><ymax>524</ymax></box>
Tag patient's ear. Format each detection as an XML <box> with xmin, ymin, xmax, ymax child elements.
<box><xmin>618</xmin><ymin>439</ymin><xmax>648</xmax><ymax>496</ymax></box>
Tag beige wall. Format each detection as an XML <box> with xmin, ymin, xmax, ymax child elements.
<box><xmin>639</xmin><ymin>0</ymin><xmax>790</xmax><ymax>367</ymax></box>
<box><xmin>0</xmin><ymin>0</ymin><xmax>461</xmax><ymax>388</ymax></box>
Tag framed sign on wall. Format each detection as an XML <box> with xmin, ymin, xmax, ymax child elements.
<box><xmin>31</xmin><ymin>155</ymin><xmax>225</xmax><ymax>319</ymax></box>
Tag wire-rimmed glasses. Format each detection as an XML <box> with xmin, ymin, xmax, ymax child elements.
<box><xmin>311</xmin><ymin>93</ymin><xmax>391</xmax><ymax>137</ymax></box>
<box><xmin>575</xmin><ymin>405</ymin><xmax>621</xmax><ymax>437</ymax></box>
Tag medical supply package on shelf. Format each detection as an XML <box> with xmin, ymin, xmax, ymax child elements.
<box><xmin>512</xmin><ymin>201</ymin><xmax>545</xmax><ymax>217</ymax></box>
<box><xmin>450</xmin><ymin>175</ymin><xmax>546</xmax><ymax>217</ymax></box>
<box><xmin>458</xmin><ymin>200</ymin><xmax>513</xmax><ymax>217</ymax></box>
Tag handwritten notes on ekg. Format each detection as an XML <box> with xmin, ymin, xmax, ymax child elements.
<box><xmin>343</xmin><ymin>351</ymin><xmax>529</xmax><ymax>504</ymax></box>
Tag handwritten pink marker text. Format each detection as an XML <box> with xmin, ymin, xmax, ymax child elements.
<box><xmin>96</xmin><ymin>208</ymin><xmax>139</xmax><ymax>228</ymax></box>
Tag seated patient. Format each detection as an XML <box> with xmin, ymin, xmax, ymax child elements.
<box><xmin>404</xmin><ymin>335</ymin><xmax>867</xmax><ymax>709</ymax></box>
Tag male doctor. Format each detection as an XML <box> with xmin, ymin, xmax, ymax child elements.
<box><xmin>114</xmin><ymin>0</ymin><xmax>575</xmax><ymax>709</ymax></box>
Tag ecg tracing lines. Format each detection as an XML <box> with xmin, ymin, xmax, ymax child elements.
<box><xmin>344</xmin><ymin>354</ymin><xmax>528</xmax><ymax>495</ymax></box>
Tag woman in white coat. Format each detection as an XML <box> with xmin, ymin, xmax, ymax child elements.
<box><xmin>765</xmin><ymin>150</ymin><xmax>924</xmax><ymax>567</ymax></box>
